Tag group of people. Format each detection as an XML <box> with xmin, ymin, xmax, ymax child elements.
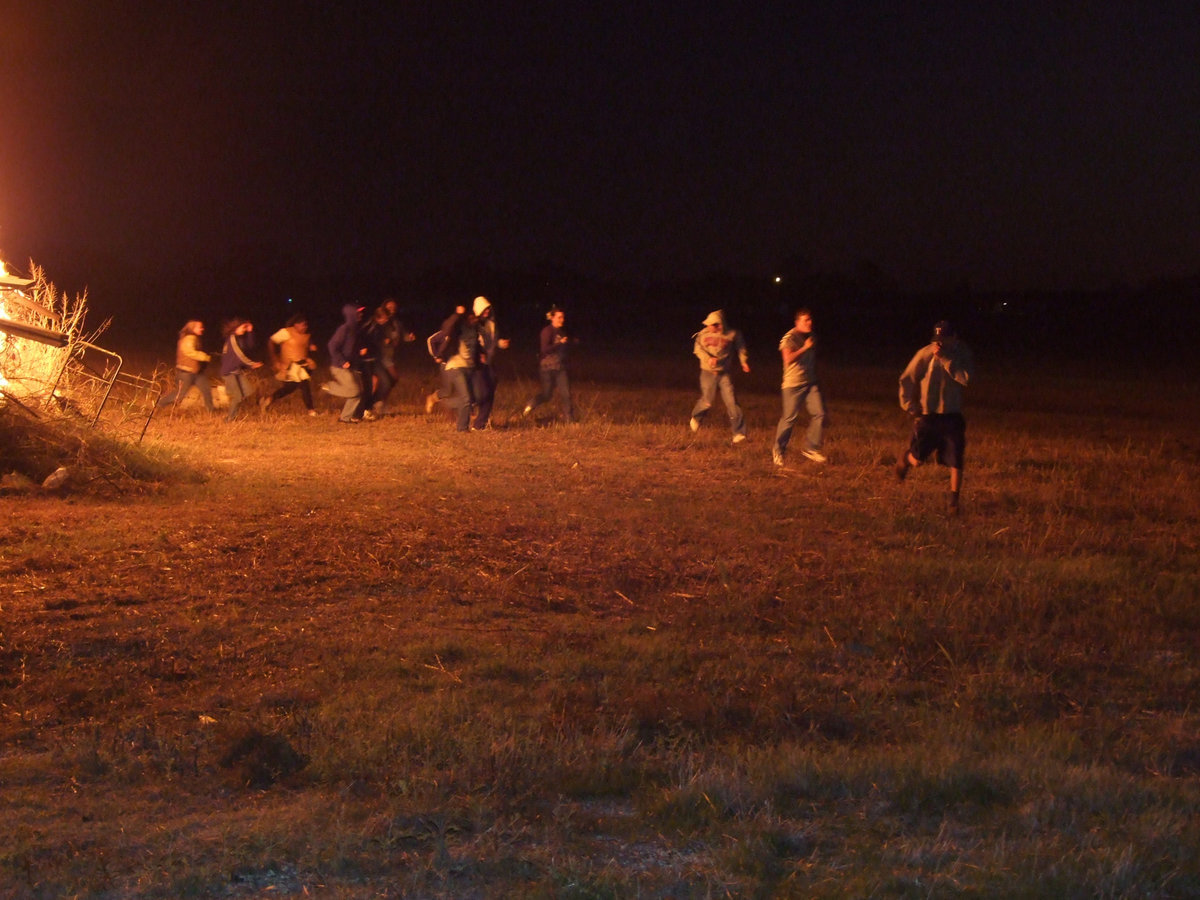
<box><xmin>157</xmin><ymin>301</ymin><xmax>973</xmax><ymax>511</ymax></box>
<box><xmin>688</xmin><ymin>307</ymin><xmax>973</xmax><ymax>513</ymax></box>
<box><xmin>421</xmin><ymin>297</ymin><xmax>577</xmax><ymax>431</ymax></box>
<box><xmin>156</xmin><ymin>295</ymin><xmax>577</xmax><ymax>429</ymax></box>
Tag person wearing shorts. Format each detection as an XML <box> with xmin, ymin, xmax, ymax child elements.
<box><xmin>895</xmin><ymin>320</ymin><xmax>974</xmax><ymax>514</ymax></box>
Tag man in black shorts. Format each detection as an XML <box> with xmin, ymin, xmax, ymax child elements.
<box><xmin>895</xmin><ymin>320</ymin><xmax>975</xmax><ymax>514</ymax></box>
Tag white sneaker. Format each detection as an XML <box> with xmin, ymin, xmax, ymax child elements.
<box><xmin>772</xmin><ymin>448</ymin><xmax>784</xmax><ymax>467</ymax></box>
<box><xmin>732</xmin><ymin>433</ymin><xmax>746</xmax><ymax>444</ymax></box>
<box><xmin>801</xmin><ymin>449</ymin><xmax>827</xmax><ymax>464</ymax></box>
<box><xmin>362</xmin><ymin>410</ymin><xmax>377</xmax><ymax>421</ymax></box>
<box><xmin>689</xmin><ymin>417</ymin><xmax>700</xmax><ymax>433</ymax></box>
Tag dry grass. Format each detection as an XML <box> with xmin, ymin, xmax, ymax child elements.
<box><xmin>2</xmin><ymin>351</ymin><xmax>1199</xmax><ymax>897</ymax></box>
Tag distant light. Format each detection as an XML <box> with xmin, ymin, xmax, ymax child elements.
<box><xmin>287</xmin><ymin>297</ymin><xmax>293</xmax><ymax>304</ymax></box>
<box><xmin>774</xmin><ymin>276</ymin><xmax>782</xmax><ymax>284</ymax></box>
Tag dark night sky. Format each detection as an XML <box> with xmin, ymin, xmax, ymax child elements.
<box><xmin>2</xmin><ymin>1</ymin><xmax>1198</xmax><ymax>325</ymax></box>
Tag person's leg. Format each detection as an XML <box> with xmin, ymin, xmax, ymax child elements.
<box><xmin>156</xmin><ymin>379</ymin><xmax>180</xmax><ymax>408</ymax></box>
<box><xmin>774</xmin><ymin>387</ymin><xmax>801</xmax><ymax>455</ymax></box>
<box><xmin>298</xmin><ymin>380</ymin><xmax>314</xmax><ymax>411</ymax></box>
<box><xmin>444</xmin><ymin>369</ymin><xmax>472</xmax><ymax>431</ymax></box>
<box><xmin>195</xmin><ymin>373</ymin><xmax>215</xmax><ymax>411</ymax></box>
<box><xmin>526</xmin><ymin>368</ymin><xmax>555</xmax><ymax>414</ymax></box>
<box><xmin>556</xmin><ymin>370</ymin><xmax>574</xmax><ymax>422</ymax></box>
<box><xmin>160</xmin><ymin>369</ymin><xmax>205</xmax><ymax>408</ymax></box>
<box><xmin>803</xmin><ymin>385</ymin><xmax>825</xmax><ymax>452</ymax></box>
<box><xmin>946</xmin><ymin>415</ymin><xmax>966</xmax><ymax>512</ymax></box>
<box><xmin>691</xmin><ymin>370</ymin><xmax>716</xmax><ymax>422</ymax></box>
<box><xmin>718</xmin><ymin>374</ymin><xmax>744</xmax><ymax>436</ymax></box>
<box><xmin>373</xmin><ymin>363</ymin><xmax>395</xmax><ymax>414</ymax></box>
<box><xmin>354</xmin><ymin>363</ymin><xmax>374</xmax><ymax>415</ymax></box>
<box><xmin>896</xmin><ymin>416</ymin><xmax>926</xmax><ymax>480</ymax></box>
<box><xmin>269</xmin><ymin>381</ymin><xmax>298</xmax><ymax>406</ymax></box>
<box><xmin>224</xmin><ymin>374</ymin><xmax>247</xmax><ymax>420</ymax></box>
<box><xmin>327</xmin><ymin>367</ymin><xmax>361</xmax><ymax>421</ymax></box>
<box><xmin>472</xmin><ymin>365</ymin><xmax>495</xmax><ymax>429</ymax></box>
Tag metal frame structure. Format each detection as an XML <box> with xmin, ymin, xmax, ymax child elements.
<box><xmin>0</xmin><ymin>313</ymin><xmax>159</xmax><ymax>444</ymax></box>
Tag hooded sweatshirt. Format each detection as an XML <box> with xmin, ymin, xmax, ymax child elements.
<box><xmin>693</xmin><ymin>310</ymin><xmax>748</xmax><ymax>375</ymax></box>
<box><xmin>328</xmin><ymin>304</ymin><xmax>360</xmax><ymax>369</ymax></box>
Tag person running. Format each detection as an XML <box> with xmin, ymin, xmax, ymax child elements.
<box><xmin>156</xmin><ymin>319</ymin><xmax>214</xmax><ymax>412</ymax></box>
<box><xmin>523</xmin><ymin>305</ymin><xmax>575</xmax><ymax>423</ymax></box>
<box><xmin>220</xmin><ymin>316</ymin><xmax>262</xmax><ymax>421</ymax></box>
<box><xmin>471</xmin><ymin>295</ymin><xmax>510</xmax><ymax>430</ymax></box>
<box><xmin>424</xmin><ymin>304</ymin><xmax>465</xmax><ymax>415</ymax></box>
<box><xmin>321</xmin><ymin>303</ymin><xmax>364</xmax><ymax>423</ymax></box>
<box><xmin>367</xmin><ymin>300</ymin><xmax>408</xmax><ymax>416</ymax></box>
<box><xmin>689</xmin><ymin>309</ymin><xmax>749</xmax><ymax>443</ymax></box>
<box><xmin>262</xmin><ymin>313</ymin><xmax>319</xmax><ymax>416</ymax></box>
<box><xmin>438</xmin><ymin>306</ymin><xmax>481</xmax><ymax>432</ymax></box>
<box><xmin>895</xmin><ymin>319</ymin><xmax>975</xmax><ymax>514</ymax></box>
<box><xmin>359</xmin><ymin>305</ymin><xmax>395</xmax><ymax>420</ymax></box>
<box><xmin>772</xmin><ymin>308</ymin><xmax>826</xmax><ymax>466</ymax></box>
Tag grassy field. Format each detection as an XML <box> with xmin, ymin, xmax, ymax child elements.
<box><xmin>2</xmin><ymin>350</ymin><xmax>1199</xmax><ymax>898</ymax></box>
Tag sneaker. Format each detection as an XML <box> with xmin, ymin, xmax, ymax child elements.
<box><xmin>732</xmin><ymin>433</ymin><xmax>746</xmax><ymax>444</ymax></box>
<box><xmin>801</xmin><ymin>448</ymin><xmax>827</xmax><ymax>464</ymax></box>
<box><xmin>307</xmin><ymin>409</ymin><xmax>318</xmax><ymax>417</ymax></box>
<box><xmin>523</xmin><ymin>405</ymin><xmax>533</xmax><ymax>417</ymax></box>
<box><xmin>362</xmin><ymin>410</ymin><xmax>377</xmax><ymax>422</ymax></box>
<box><xmin>772</xmin><ymin>448</ymin><xmax>784</xmax><ymax>467</ymax></box>
<box><xmin>425</xmin><ymin>392</ymin><xmax>438</xmax><ymax>414</ymax></box>
<box><xmin>338</xmin><ymin>417</ymin><xmax>359</xmax><ymax>425</ymax></box>
<box><xmin>895</xmin><ymin>458</ymin><xmax>910</xmax><ymax>482</ymax></box>
<box><xmin>689</xmin><ymin>417</ymin><xmax>700</xmax><ymax>433</ymax></box>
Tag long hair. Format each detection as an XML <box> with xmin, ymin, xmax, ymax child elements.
<box><xmin>222</xmin><ymin>316</ymin><xmax>249</xmax><ymax>338</ymax></box>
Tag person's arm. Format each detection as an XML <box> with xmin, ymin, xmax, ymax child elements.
<box><xmin>780</xmin><ymin>333</ymin><xmax>812</xmax><ymax>366</ymax></box>
<box><xmin>267</xmin><ymin>331</ymin><xmax>284</xmax><ymax>371</ymax></box>
<box><xmin>181</xmin><ymin>334</ymin><xmax>211</xmax><ymax>363</ymax></box>
<box><xmin>898</xmin><ymin>351</ymin><xmax>928</xmax><ymax>415</ymax></box>
<box><xmin>937</xmin><ymin>344</ymin><xmax>972</xmax><ymax>387</ymax></box>
<box><xmin>735</xmin><ymin>331</ymin><xmax>750</xmax><ymax>373</ymax></box>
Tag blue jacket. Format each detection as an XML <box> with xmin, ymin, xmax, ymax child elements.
<box><xmin>220</xmin><ymin>330</ymin><xmax>257</xmax><ymax>377</ymax></box>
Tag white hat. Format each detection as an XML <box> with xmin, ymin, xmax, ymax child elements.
<box><xmin>702</xmin><ymin>310</ymin><xmax>724</xmax><ymax>327</ymax></box>
<box><xmin>473</xmin><ymin>296</ymin><xmax>491</xmax><ymax>317</ymax></box>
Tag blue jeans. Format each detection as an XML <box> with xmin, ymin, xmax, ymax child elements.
<box><xmin>158</xmin><ymin>368</ymin><xmax>214</xmax><ymax>411</ymax></box>
<box><xmin>691</xmin><ymin>370</ymin><xmax>744</xmax><ymax>435</ymax></box>
<box><xmin>774</xmin><ymin>383</ymin><xmax>825</xmax><ymax>455</ymax></box>
<box><xmin>224</xmin><ymin>372</ymin><xmax>255</xmax><ymax>420</ymax></box>
<box><xmin>443</xmin><ymin>367</ymin><xmax>475</xmax><ymax>431</ymax></box>
<box><xmin>471</xmin><ymin>365</ymin><xmax>496</xmax><ymax>429</ymax></box>
<box><xmin>527</xmin><ymin>368</ymin><xmax>573</xmax><ymax>422</ymax></box>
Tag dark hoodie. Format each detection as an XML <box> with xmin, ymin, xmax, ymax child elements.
<box><xmin>328</xmin><ymin>304</ymin><xmax>360</xmax><ymax>368</ymax></box>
